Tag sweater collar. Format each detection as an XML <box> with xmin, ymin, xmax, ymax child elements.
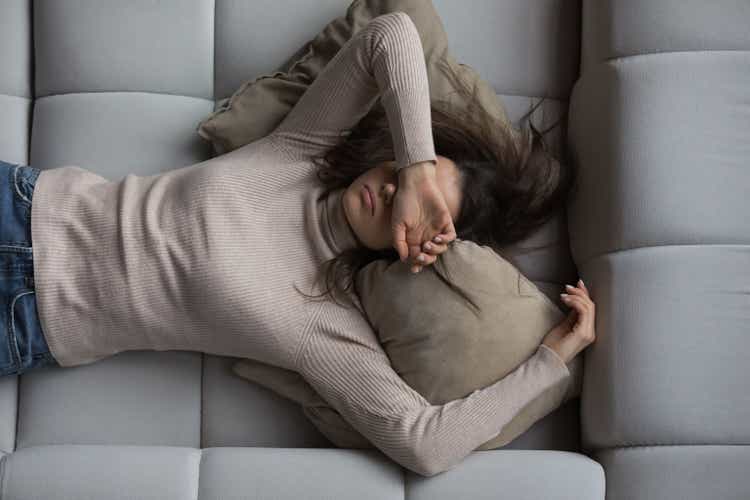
<box><xmin>322</xmin><ymin>187</ymin><xmax>362</xmax><ymax>254</ymax></box>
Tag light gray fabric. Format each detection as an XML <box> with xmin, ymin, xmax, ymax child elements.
<box><xmin>572</xmin><ymin>246</ymin><xmax>750</xmax><ymax>448</ymax></box>
<box><xmin>0</xmin><ymin>445</ymin><xmax>604</xmax><ymax>500</ymax></box>
<box><xmin>433</xmin><ymin>0</ymin><xmax>580</xmax><ymax>99</ymax></box>
<box><xmin>31</xmin><ymin>93</ymin><xmax>215</xmax><ymax>179</ymax></box>
<box><xmin>567</xmin><ymin>53</ymin><xmax>750</xmax><ymax>266</ymax></box>
<box><xmin>580</xmin><ymin>0</ymin><xmax>750</xmax><ymax>72</ymax></box>
<box><xmin>407</xmin><ymin>451</ymin><xmax>605</xmax><ymax>500</ymax></box>
<box><xmin>34</xmin><ymin>0</ymin><xmax>214</xmax><ymax>99</ymax></box>
<box><xmin>593</xmin><ymin>446</ymin><xmax>750</xmax><ymax>500</ymax></box>
<box><xmin>1</xmin><ymin>445</ymin><xmax>202</xmax><ymax>500</ymax></box>
<box><xmin>15</xmin><ymin>352</ymin><xmax>203</xmax><ymax>449</ymax></box>
<box><xmin>0</xmin><ymin>1</ymin><xmax>31</xmax><ymax>164</ymax></box>
<box><xmin>0</xmin><ymin>0</ymin><xmax>31</xmax><ymax>99</ymax></box>
<box><xmin>566</xmin><ymin>0</ymin><xmax>750</xmax><ymax>498</ymax></box>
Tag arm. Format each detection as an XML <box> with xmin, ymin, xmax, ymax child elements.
<box><xmin>232</xmin><ymin>350</ymin><xmax>578</xmax><ymax>453</ymax></box>
<box><xmin>295</xmin><ymin>314</ymin><xmax>571</xmax><ymax>477</ymax></box>
<box><xmin>269</xmin><ymin>12</ymin><xmax>437</xmax><ymax>173</ymax></box>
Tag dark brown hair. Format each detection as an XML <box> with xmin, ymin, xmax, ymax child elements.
<box><xmin>294</xmin><ymin>56</ymin><xmax>577</xmax><ymax>312</ymax></box>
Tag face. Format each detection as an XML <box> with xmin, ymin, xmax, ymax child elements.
<box><xmin>342</xmin><ymin>155</ymin><xmax>463</xmax><ymax>251</ymax></box>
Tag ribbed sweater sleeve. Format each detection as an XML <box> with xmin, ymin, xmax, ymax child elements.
<box><xmin>296</xmin><ymin>304</ymin><xmax>571</xmax><ymax>478</ymax></box>
<box><xmin>269</xmin><ymin>12</ymin><xmax>437</xmax><ymax>172</ymax></box>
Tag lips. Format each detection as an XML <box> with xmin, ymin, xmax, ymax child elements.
<box><xmin>362</xmin><ymin>185</ymin><xmax>375</xmax><ymax>216</ymax></box>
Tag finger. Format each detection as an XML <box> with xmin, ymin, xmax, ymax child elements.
<box><xmin>561</xmin><ymin>300</ymin><xmax>589</xmax><ymax>332</ymax></box>
<box><xmin>577</xmin><ymin>279</ymin><xmax>589</xmax><ymax>295</ymax></box>
<box><xmin>563</xmin><ymin>285</ymin><xmax>595</xmax><ymax>310</ymax></box>
<box><xmin>392</xmin><ymin>224</ymin><xmax>409</xmax><ymax>262</ymax></box>
<box><xmin>415</xmin><ymin>252</ymin><xmax>437</xmax><ymax>266</ymax></box>
<box><xmin>438</xmin><ymin>222</ymin><xmax>457</xmax><ymax>244</ymax></box>
<box><xmin>410</xmin><ymin>227</ymin><xmax>430</xmax><ymax>261</ymax></box>
<box><xmin>422</xmin><ymin>240</ymin><xmax>448</xmax><ymax>255</ymax></box>
<box><xmin>429</xmin><ymin>218</ymin><xmax>455</xmax><ymax>243</ymax></box>
<box><xmin>560</xmin><ymin>294</ymin><xmax>590</xmax><ymax>316</ymax></box>
<box><xmin>432</xmin><ymin>232</ymin><xmax>454</xmax><ymax>244</ymax></box>
<box><xmin>564</xmin><ymin>283</ymin><xmax>587</xmax><ymax>297</ymax></box>
<box><xmin>561</xmin><ymin>294</ymin><xmax>587</xmax><ymax>309</ymax></box>
<box><xmin>409</xmin><ymin>242</ymin><xmax>423</xmax><ymax>262</ymax></box>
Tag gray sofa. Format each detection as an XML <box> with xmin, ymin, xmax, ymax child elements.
<box><xmin>1</xmin><ymin>1</ymin><xmax>746</xmax><ymax>498</ymax></box>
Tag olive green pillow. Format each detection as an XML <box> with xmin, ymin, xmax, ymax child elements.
<box><xmin>233</xmin><ymin>240</ymin><xmax>583</xmax><ymax>450</ymax></box>
<box><xmin>196</xmin><ymin>0</ymin><xmax>514</xmax><ymax>155</ymax></box>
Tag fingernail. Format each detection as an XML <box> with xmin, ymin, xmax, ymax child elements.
<box><xmin>560</xmin><ymin>293</ymin><xmax>569</xmax><ymax>298</ymax></box>
<box><xmin>579</xmin><ymin>279</ymin><xmax>584</xmax><ymax>286</ymax></box>
<box><xmin>417</xmin><ymin>255</ymin><xmax>425</xmax><ymax>262</ymax></box>
<box><xmin>565</xmin><ymin>284</ymin><xmax>574</xmax><ymax>290</ymax></box>
<box><xmin>434</xmin><ymin>236</ymin><xmax>442</xmax><ymax>243</ymax></box>
<box><xmin>424</xmin><ymin>242</ymin><xmax>431</xmax><ymax>250</ymax></box>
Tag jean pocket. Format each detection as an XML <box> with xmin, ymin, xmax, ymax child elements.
<box><xmin>12</xmin><ymin>164</ymin><xmax>37</xmax><ymax>209</ymax></box>
<box><xmin>8</xmin><ymin>287</ymin><xmax>55</xmax><ymax>373</ymax></box>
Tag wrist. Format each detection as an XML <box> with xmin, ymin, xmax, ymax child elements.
<box><xmin>398</xmin><ymin>160</ymin><xmax>437</xmax><ymax>181</ymax></box>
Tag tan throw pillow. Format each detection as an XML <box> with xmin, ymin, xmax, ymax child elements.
<box><xmin>196</xmin><ymin>0</ymin><xmax>514</xmax><ymax>156</ymax></box>
<box><xmin>233</xmin><ymin>240</ymin><xmax>583</xmax><ymax>450</ymax></box>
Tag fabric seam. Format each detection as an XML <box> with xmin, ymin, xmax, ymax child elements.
<box><xmin>292</xmin><ymin>302</ymin><xmax>326</xmax><ymax>371</ymax></box>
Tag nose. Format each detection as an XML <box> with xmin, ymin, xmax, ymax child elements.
<box><xmin>381</xmin><ymin>184</ymin><xmax>396</xmax><ymax>205</ymax></box>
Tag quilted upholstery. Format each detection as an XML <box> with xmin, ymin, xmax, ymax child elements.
<box><xmin>568</xmin><ymin>1</ymin><xmax>750</xmax><ymax>498</ymax></box>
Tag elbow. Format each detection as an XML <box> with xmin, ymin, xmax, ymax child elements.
<box><xmin>415</xmin><ymin>465</ymin><xmax>442</xmax><ymax>478</ymax></box>
<box><xmin>410</xmin><ymin>445</ymin><xmax>450</xmax><ymax>478</ymax></box>
<box><xmin>411</xmin><ymin>437</ymin><xmax>467</xmax><ymax>477</ymax></box>
<box><xmin>412</xmin><ymin>457</ymin><xmax>447</xmax><ymax>478</ymax></box>
<box><xmin>394</xmin><ymin>409</ymin><xmax>462</xmax><ymax>477</ymax></box>
<box><xmin>398</xmin><ymin>443</ymin><xmax>438</xmax><ymax>477</ymax></box>
<box><xmin>409</xmin><ymin>460</ymin><xmax>438</xmax><ymax>478</ymax></box>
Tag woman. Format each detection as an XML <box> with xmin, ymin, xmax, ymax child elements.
<box><xmin>0</xmin><ymin>13</ymin><xmax>595</xmax><ymax>477</ymax></box>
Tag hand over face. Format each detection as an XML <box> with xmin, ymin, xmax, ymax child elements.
<box><xmin>391</xmin><ymin>162</ymin><xmax>458</xmax><ymax>273</ymax></box>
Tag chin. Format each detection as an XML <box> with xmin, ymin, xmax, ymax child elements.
<box><xmin>342</xmin><ymin>190</ymin><xmax>357</xmax><ymax>221</ymax></box>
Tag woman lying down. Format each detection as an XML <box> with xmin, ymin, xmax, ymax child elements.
<box><xmin>0</xmin><ymin>13</ymin><xmax>595</xmax><ymax>477</ymax></box>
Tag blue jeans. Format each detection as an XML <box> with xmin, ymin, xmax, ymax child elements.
<box><xmin>0</xmin><ymin>160</ymin><xmax>59</xmax><ymax>376</ymax></box>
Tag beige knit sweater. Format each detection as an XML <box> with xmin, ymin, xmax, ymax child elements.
<box><xmin>29</xmin><ymin>12</ymin><xmax>570</xmax><ymax>477</ymax></box>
